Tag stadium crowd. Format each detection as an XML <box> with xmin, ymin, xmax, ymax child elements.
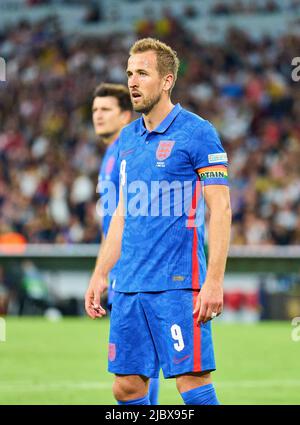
<box><xmin>23</xmin><ymin>0</ymin><xmax>300</xmax><ymax>16</ymax></box>
<box><xmin>210</xmin><ymin>0</ymin><xmax>300</xmax><ymax>15</ymax></box>
<box><xmin>0</xmin><ymin>14</ymin><xmax>299</xmax><ymax>245</ymax></box>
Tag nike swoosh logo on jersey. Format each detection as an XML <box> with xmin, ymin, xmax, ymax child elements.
<box><xmin>173</xmin><ymin>354</ymin><xmax>190</xmax><ymax>364</ymax></box>
<box><xmin>120</xmin><ymin>148</ymin><xmax>135</xmax><ymax>158</ymax></box>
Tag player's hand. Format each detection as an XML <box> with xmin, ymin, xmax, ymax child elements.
<box><xmin>193</xmin><ymin>281</ymin><xmax>223</xmax><ymax>325</ymax></box>
<box><xmin>85</xmin><ymin>271</ymin><xmax>108</xmax><ymax>319</ymax></box>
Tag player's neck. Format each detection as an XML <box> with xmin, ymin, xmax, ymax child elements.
<box><xmin>101</xmin><ymin>130</ymin><xmax>120</xmax><ymax>146</ymax></box>
<box><xmin>143</xmin><ymin>98</ymin><xmax>174</xmax><ymax>132</ymax></box>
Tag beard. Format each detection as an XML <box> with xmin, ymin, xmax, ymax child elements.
<box><xmin>97</xmin><ymin>130</ymin><xmax>118</xmax><ymax>142</ymax></box>
<box><xmin>99</xmin><ymin>131</ymin><xmax>115</xmax><ymax>139</ymax></box>
<box><xmin>132</xmin><ymin>91</ymin><xmax>162</xmax><ymax>114</ymax></box>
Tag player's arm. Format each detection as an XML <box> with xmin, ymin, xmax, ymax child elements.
<box><xmin>193</xmin><ymin>184</ymin><xmax>231</xmax><ymax>324</ymax></box>
<box><xmin>85</xmin><ymin>190</ymin><xmax>124</xmax><ymax>319</ymax></box>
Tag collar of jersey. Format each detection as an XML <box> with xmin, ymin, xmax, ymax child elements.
<box><xmin>138</xmin><ymin>103</ymin><xmax>182</xmax><ymax>136</ymax></box>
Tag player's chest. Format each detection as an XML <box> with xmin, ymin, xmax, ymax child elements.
<box><xmin>99</xmin><ymin>153</ymin><xmax>119</xmax><ymax>184</ymax></box>
<box><xmin>120</xmin><ymin>136</ymin><xmax>193</xmax><ymax>183</ymax></box>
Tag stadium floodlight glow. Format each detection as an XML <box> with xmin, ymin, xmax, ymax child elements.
<box><xmin>0</xmin><ymin>318</ymin><xmax>6</xmax><ymax>342</ymax></box>
<box><xmin>0</xmin><ymin>57</ymin><xmax>6</xmax><ymax>82</ymax></box>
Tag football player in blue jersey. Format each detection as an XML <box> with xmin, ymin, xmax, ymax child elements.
<box><xmin>92</xmin><ymin>83</ymin><xmax>131</xmax><ymax>307</ymax></box>
<box><xmin>85</xmin><ymin>39</ymin><xmax>231</xmax><ymax>405</ymax></box>
<box><xmin>91</xmin><ymin>82</ymin><xmax>160</xmax><ymax>404</ymax></box>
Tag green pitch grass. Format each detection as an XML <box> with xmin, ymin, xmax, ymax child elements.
<box><xmin>0</xmin><ymin>317</ymin><xmax>299</xmax><ymax>405</ymax></box>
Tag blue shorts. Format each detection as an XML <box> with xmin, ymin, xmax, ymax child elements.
<box><xmin>107</xmin><ymin>278</ymin><xmax>116</xmax><ymax>310</ymax></box>
<box><xmin>108</xmin><ymin>289</ymin><xmax>216</xmax><ymax>379</ymax></box>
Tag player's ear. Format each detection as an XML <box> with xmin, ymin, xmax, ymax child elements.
<box><xmin>163</xmin><ymin>74</ymin><xmax>174</xmax><ymax>93</ymax></box>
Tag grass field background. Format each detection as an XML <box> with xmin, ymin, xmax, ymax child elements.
<box><xmin>0</xmin><ymin>317</ymin><xmax>299</xmax><ymax>405</ymax></box>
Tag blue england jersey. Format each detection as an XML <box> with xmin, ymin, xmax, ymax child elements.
<box><xmin>115</xmin><ymin>103</ymin><xmax>229</xmax><ymax>293</ymax></box>
<box><xmin>98</xmin><ymin>138</ymin><xmax>120</xmax><ymax>281</ymax></box>
<box><xmin>98</xmin><ymin>138</ymin><xmax>120</xmax><ymax>237</ymax></box>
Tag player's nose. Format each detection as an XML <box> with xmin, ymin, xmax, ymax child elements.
<box><xmin>129</xmin><ymin>73</ymin><xmax>139</xmax><ymax>88</ymax></box>
<box><xmin>95</xmin><ymin>111</ymin><xmax>103</xmax><ymax>120</ymax></box>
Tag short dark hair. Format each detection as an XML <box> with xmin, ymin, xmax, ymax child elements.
<box><xmin>93</xmin><ymin>83</ymin><xmax>132</xmax><ymax>111</ymax></box>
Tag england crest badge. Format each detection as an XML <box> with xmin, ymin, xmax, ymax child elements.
<box><xmin>156</xmin><ymin>140</ymin><xmax>175</xmax><ymax>167</ymax></box>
